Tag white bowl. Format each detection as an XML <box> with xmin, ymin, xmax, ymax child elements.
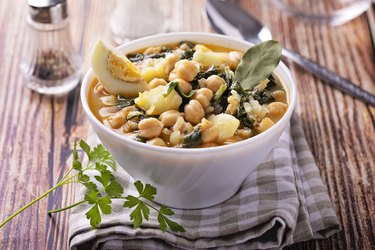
<box><xmin>81</xmin><ymin>32</ymin><xmax>297</xmax><ymax>209</ymax></box>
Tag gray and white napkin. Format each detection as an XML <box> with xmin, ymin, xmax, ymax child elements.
<box><xmin>68</xmin><ymin>113</ymin><xmax>340</xmax><ymax>249</ymax></box>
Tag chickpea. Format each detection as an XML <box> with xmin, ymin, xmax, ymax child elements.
<box><xmin>272</xmin><ymin>90</ymin><xmax>287</xmax><ymax>103</ymax></box>
<box><xmin>160</xmin><ymin>128</ymin><xmax>172</xmax><ymax>142</ymax></box>
<box><xmin>184</xmin><ymin>100</ymin><xmax>205</xmax><ymax>125</ymax></box>
<box><xmin>226</xmin><ymin>90</ymin><xmax>241</xmax><ymax>115</ymax></box>
<box><xmin>184</xmin><ymin>122</ymin><xmax>194</xmax><ymax>134</ymax></box>
<box><xmin>267</xmin><ymin>102</ymin><xmax>288</xmax><ymax>122</ymax></box>
<box><xmin>147</xmin><ymin>78</ymin><xmax>168</xmax><ymax>90</ymax></box>
<box><xmin>201</xmin><ymin>118</ymin><xmax>219</xmax><ymax>143</ymax></box>
<box><xmin>255</xmin><ymin>117</ymin><xmax>274</xmax><ymax>133</ymax></box>
<box><xmin>159</xmin><ymin>110</ymin><xmax>183</xmax><ymax>127</ymax></box>
<box><xmin>172</xmin><ymin>116</ymin><xmax>185</xmax><ymax>132</ymax></box>
<box><xmin>100</xmin><ymin>95</ymin><xmax>117</xmax><ymax>106</ymax></box>
<box><xmin>144</xmin><ymin>46</ymin><xmax>161</xmax><ymax>55</ymax></box>
<box><xmin>205</xmin><ymin>75</ymin><xmax>226</xmax><ymax>93</ymax></box>
<box><xmin>146</xmin><ymin>137</ymin><xmax>167</xmax><ymax>147</ymax></box>
<box><xmin>193</xmin><ymin>88</ymin><xmax>213</xmax><ymax>109</ymax></box>
<box><xmin>107</xmin><ymin>113</ymin><xmax>126</xmax><ymax>129</ymax></box>
<box><xmin>228</xmin><ymin>51</ymin><xmax>243</xmax><ymax>69</ymax></box>
<box><xmin>168</xmin><ymin>70</ymin><xmax>178</xmax><ymax>82</ymax></box>
<box><xmin>138</xmin><ymin>118</ymin><xmax>164</xmax><ymax>139</ymax></box>
<box><xmin>107</xmin><ymin>106</ymin><xmax>135</xmax><ymax>129</ymax></box>
<box><xmin>164</xmin><ymin>53</ymin><xmax>180</xmax><ymax>75</ymax></box>
<box><xmin>174</xmin><ymin>59</ymin><xmax>199</xmax><ymax>82</ymax></box>
<box><xmin>123</xmin><ymin>120</ymin><xmax>138</xmax><ymax>133</ymax></box>
<box><xmin>175</xmin><ymin>78</ymin><xmax>192</xmax><ymax>94</ymax></box>
<box><xmin>222</xmin><ymin>135</ymin><xmax>243</xmax><ymax>145</ymax></box>
<box><xmin>236</xmin><ymin>129</ymin><xmax>252</xmax><ymax>139</ymax></box>
<box><xmin>95</xmin><ymin>84</ymin><xmax>104</xmax><ymax>93</ymax></box>
<box><xmin>169</xmin><ymin>130</ymin><xmax>182</xmax><ymax>146</ymax></box>
<box><xmin>179</xmin><ymin>43</ymin><xmax>191</xmax><ymax>50</ymax></box>
<box><xmin>256</xmin><ymin>79</ymin><xmax>269</xmax><ymax>91</ymax></box>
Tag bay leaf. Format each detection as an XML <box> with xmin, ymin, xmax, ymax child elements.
<box><xmin>234</xmin><ymin>40</ymin><xmax>282</xmax><ymax>90</ymax></box>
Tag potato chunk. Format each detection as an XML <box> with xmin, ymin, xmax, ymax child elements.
<box><xmin>135</xmin><ymin>85</ymin><xmax>182</xmax><ymax>115</ymax></box>
<box><xmin>193</xmin><ymin>45</ymin><xmax>229</xmax><ymax>68</ymax></box>
<box><xmin>208</xmin><ymin>114</ymin><xmax>240</xmax><ymax>141</ymax></box>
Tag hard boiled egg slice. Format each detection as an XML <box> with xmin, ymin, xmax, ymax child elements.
<box><xmin>91</xmin><ymin>40</ymin><xmax>147</xmax><ymax>97</ymax></box>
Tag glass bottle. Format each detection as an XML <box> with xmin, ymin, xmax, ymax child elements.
<box><xmin>109</xmin><ymin>0</ymin><xmax>168</xmax><ymax>44</ymax></box>
<box><xmin>21</xmin><ymin>0</ymin><xmax>82</xmax><ymax>95</ymax></box>
<box><xmin>272</xmin><ymin>0</ymin><xmax>372</xmax><ymax>26</ymax></box>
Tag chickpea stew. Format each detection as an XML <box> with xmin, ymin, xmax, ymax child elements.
<box><xmin>88</xmin><ymin>40</ymin><xmax>287</xmax><ymax>148</ymax></box>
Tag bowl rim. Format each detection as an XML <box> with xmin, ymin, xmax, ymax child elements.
<box><xmin>81</xmin><ymin>32</ymin><xmax>297</xmax><ymax>154</ymax></box>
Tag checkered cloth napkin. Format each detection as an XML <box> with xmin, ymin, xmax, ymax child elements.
<box><xmin>68</xmin><ymin>113</ymin><xmax>340</xmax><ymax>249</ymax></box>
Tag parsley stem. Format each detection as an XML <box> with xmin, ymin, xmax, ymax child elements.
<box><xmin>61</xmin><ymin>164</ymin><xmax>96</xmax><ymax>184</ymax></box>
<box><xmin>61</xmin><ymin>180</ymin><xmax>80</xmax><ymax>185</ymax></box>
<box><xmin>48</xmin><ymin>200</ymin><xmax>86</xmax><ymax>214</ymax></box>
<box><xmin>0</xmin><ymin>184</ymin><xmax>61</xmax><ymax>228</ymax></box>
<box><xmin>118</xmin><ymin>196</ymin><xmax>160</xmax><ymax>213</ymax></box>
<box><xmin>58</xmin><ymin>167</ymin><xmax>74</xmax><ymax>184</ymax></box>
<box><xmin>142</xmin><ymin>200</ymin><xmax>160</xmax><ymax>213</ymax></box>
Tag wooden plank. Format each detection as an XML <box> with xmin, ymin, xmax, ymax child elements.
<box><xmin>0</xmin><ymin>0</ymin><xmax>374</xmax><ymax>249</ymax></box>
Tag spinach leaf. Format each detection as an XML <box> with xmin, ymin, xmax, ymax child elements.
<box><xmin>134</xmin><ymin>134</ymin><xmax>147</xmax><ymax>143</ymax></box>
<box><xmin>127</xmin><ymin>111</ymin><xmax>145</xmax><ymax>120</ymax></box>
<box><xmin>237</xmin><ymin>105</ymin><xmax>254</xmax><ymax>128</ymax></box>
<box><xmin>127</xmin><ymin>53</ymin><xmax>166</xmax><ymax>62</ymax></box>
<box><xmin>266</xmin><ymin>74</ymin><xmax>277</xmax><ymax>90</ymax></box>
<box><xmin>214</xmin><ymin>84</ymin><xmax>228</xmax><ymax>101</ymax></box>
<box><xmin>180</xmin><ymin>49</ymin><xmax>195</xmax><ymax>60</ymax></box>
<box><xmin>190</xmin><ymin>66</ymin><xmax>221</xmax><ymax>88</ymax></box>
<box><xmin>252</xmin><ymin>89</ymin><xmax>275</xmax><ymax>105</ymax></box>
<box><xmin>219</xmin><ymin>66</ymin><xmax>234</xmax><ymax>86</ymax></box>
<box><xmin>229</xmin><ymin>81</ymin><xmax>247</xmax><ymax>97</ymax></box>
<box><xmin>163</xmin><ymin>81</ymin><xmax>196</xmax><ymax>99</ymax></box>
<box><xmin>182</xmin><ymin>128</ymin><xmax>202</xmax><ymax>148</ymax></box>
<box><xmin>234</xmin><ymin>40</ymin><xmax>281</xmax><ymax>90</ymax></box>
<box><xmin>116</xmin><ymin>95</ymin><xmax>135</xmax><ymax>109</ymax></box>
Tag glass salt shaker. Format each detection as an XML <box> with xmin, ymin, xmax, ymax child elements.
<box><xmin>21</xmin><ymin>0</ymin><xmax>82</xmax><ymax>95</ymax></box>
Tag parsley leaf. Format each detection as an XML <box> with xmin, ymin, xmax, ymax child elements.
<box><xmin>125</xmin><ymin>195</ymin><xmax>151</xmax><ymax>229</ymax></box>
<box><xmin>78</xmin><ymin>172</ymin><xmax>90</xmax><ymax>183</ymax></box>
<box><xmin>84</xmin><ymin>189</ymin><xmax>112</xmax><ymax>228</ymax></box>
<box><xmin>72</xmin><ymin>142</ymin><xmax>82</xmax><ymax>171</ymax></box>
<box><xmin>124</xmin><ymin>181</ymin><xmax>185</xmax><ymax>232</ymax></box>
<box><xmin>0</xmin><ymin>139</ymin><xmax>186</xmax><ymax>234</ymax></box>
<box><xmin>90</xmin><ymin>144</ymin><xmax>108</xmax><ymax>160</ymax></box>
<box><xmin>79</xmin><ymin>140</ymin><xmax>91</xmax><ymax>160</ymax></box>
<box><xmin>158</xmin><ymin>206</ymin><xmax>185</xmax><ymax>233</ymax></box>
<box><xmin>86</xmin><ymin>204</ymin><xmax>101</xmax><ymax>228</ymax></box>
<box><xmin>105</xmin><ymin>181</ymin><xmax>124</xmax><ymax>198</ymax></box>
<box><xmin>134</xmin><ymin>180</ymin><xmax>157</xmax><ymax>201</ymax></box>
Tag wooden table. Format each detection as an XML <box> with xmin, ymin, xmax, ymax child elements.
<box><xmin>0</xmin><ymin>0</ymin><xmax>374</xmax><ymax>249</ymax></box>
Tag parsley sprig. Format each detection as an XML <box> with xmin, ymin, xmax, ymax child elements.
<box><xmin>0</xmin><ymin>140</ymin><xmax>185</xmax><ymax>233</ymax></box>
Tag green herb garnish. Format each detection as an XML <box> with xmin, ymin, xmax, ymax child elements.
<box><xmin>0</xmin><ymin>140</ymin><xmax>185</xmax><ymax>233</ymax></box>
<box><xmin>182</xmin><ymin>128</ymin><xmax>202</xmax><ymax>148</ymax></box>
<box><xmin>116</xmin><ymin>95</ymin><xmax>135</xmax><ymax>109</ymax></box>
<box><xmin>127</xmin><ymin>53</ymin><xmax>166</xmax><ymax>62</ymax></box>
<box><xmin>180</xmin><ymin>49</ymin><xmax>195</xmax><ymax>60</ymax></box>
<box><xmin>234</xmin><ymin>40</ymin><xmax>282</xmax><ymax>90</ymax></box>
<box><xmin>163</xmin><ymin>81</ymin><xmax>196</xmax><ymax>99</ymax></box>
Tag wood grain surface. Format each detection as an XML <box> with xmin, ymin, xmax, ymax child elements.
<box><xmin>0</xmin><ymin>0</ymin><xmax>374</xmax><ymax>249</ymax></box>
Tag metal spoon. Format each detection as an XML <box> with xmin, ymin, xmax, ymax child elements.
<box><xmin>205</xmin><ymin>0</ymin><xmax>375</xmax><ymax>106</ymax></box>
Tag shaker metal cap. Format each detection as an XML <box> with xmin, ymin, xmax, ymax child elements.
<box><xmin>28</xmin><ymin>0</ymin><xmax>67</xmax><ymax>24</ymax></box>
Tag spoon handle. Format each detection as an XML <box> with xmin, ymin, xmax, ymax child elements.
<box><xmin>282</xmin><ymin>48</ymin><xmax>375</xmax><ymax>106</ymax></box>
